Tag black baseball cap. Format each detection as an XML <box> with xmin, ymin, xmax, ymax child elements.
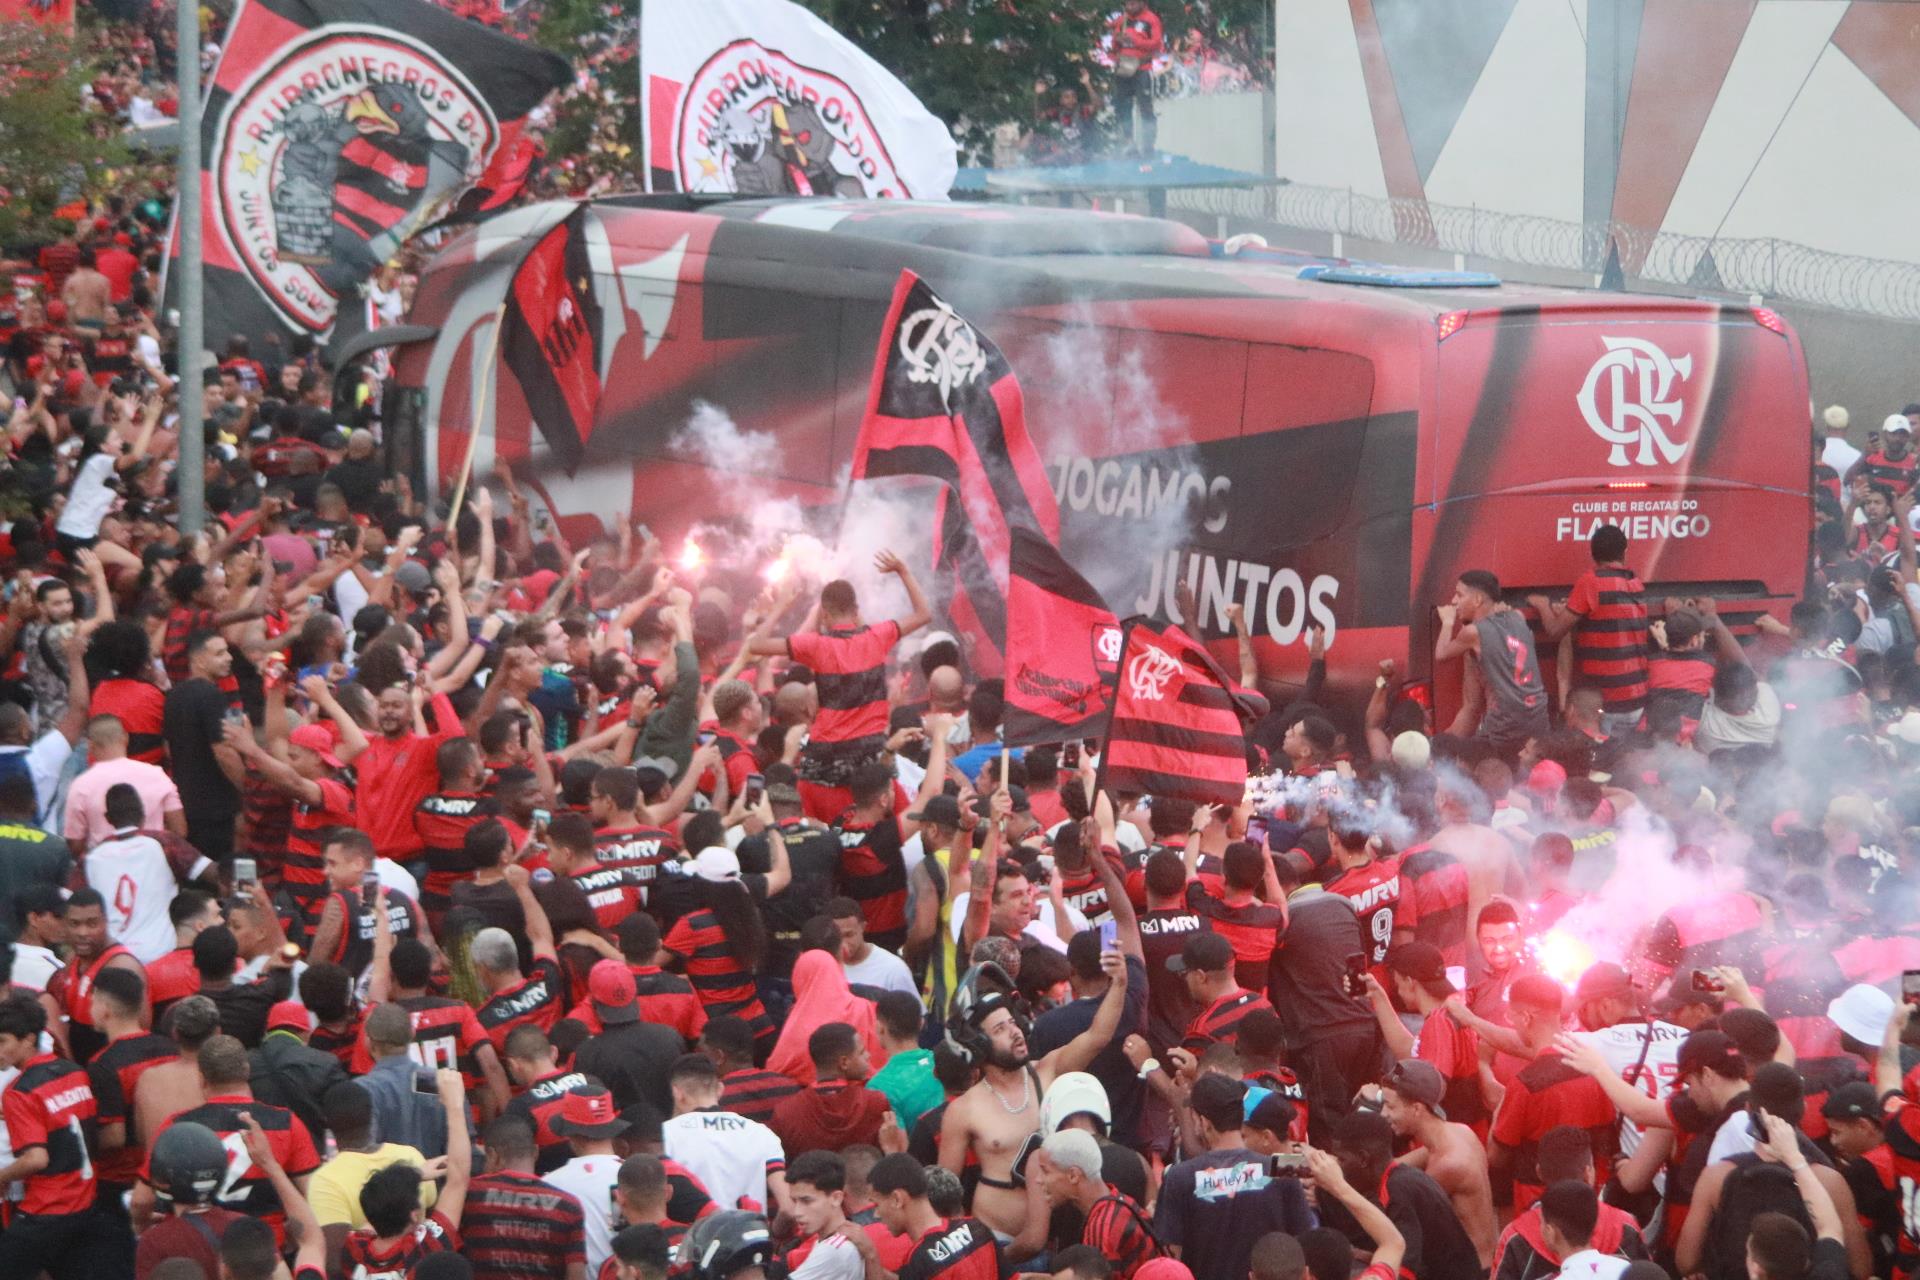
<box><xmin>1676</xmin><ymin>1029</ymin><xmax>1746</xmax><ymax>1079</ymax></box>
<box><xmin>1820</xmin><ymin>1082</ymin><xmax>1881</xmax><ymax>1122</ymax></box>
<box><xmin>1386</xmin><ymin>942</ymin><xmax>1446</xmax><ymax>984</ymax></box>
<box><xmin>1166</xmin><ymin>931</ymin><xmax>1234</xmax><ymax>975</ymax></box>
<box><xmin>907</xmin><ymin>794</ymin><xmax>962</xmax><ymax>827</ymax></box>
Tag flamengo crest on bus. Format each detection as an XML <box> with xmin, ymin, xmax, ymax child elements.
<box><xmin>1577</xmin><ymin>337</ymin><xmax>1693</xmax><ymax>468</ymax></box>
<box><xmin>899</xmin><ymin>303</ymin><xmax>988</xmax><ymax>404</ymax></box>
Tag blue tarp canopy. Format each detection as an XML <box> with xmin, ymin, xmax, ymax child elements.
<box><xmin>954</xmin><ymin>152</ymin><xmax>1283</xmax><ymax>195</ymax></box>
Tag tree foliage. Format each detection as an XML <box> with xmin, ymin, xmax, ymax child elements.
<box><xmin>790</xmin><ymin>0</ymin><xmax>1109</xmax><ymax>153</ymax></box>
<box><xmin>0</xmin><ymin>20</ymin><xmax>130</xmax><ymax>245</ymax></box>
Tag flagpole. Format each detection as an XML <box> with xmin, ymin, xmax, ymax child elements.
<box><xmin>446</xmin><ymin>302</ymin><xmax>508</xmax><ymax>535</ymax></box>
<box><xmin>1089</xmin><ymin>617</ymin><xmax>1140</xmax><ymax>808</ymax></box>
<box><xmin>175</xmin><ymin>0</ymin><xmax>205</xmax><ymax>534</ymax></box>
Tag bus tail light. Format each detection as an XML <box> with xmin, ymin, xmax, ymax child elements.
<box><xmin>1752</xmin><ymin>307</ymin><xmax>1787</xmax><ymax>336</ymax></box>
<box><xmin>1436</xmin><ymin>311</ymin><xmax>1469</xmax><ymax>342</ymax></box>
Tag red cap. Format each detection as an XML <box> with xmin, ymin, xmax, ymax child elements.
<box><xmin>587</xmin><ymin>959</ymin><xmax>638</xmax><ymax>1024</ymax></box>
<box><xmin>288</xmin><ymin>723</ymin><xmax>343</xmax><ymax>769</ymax></box>
<box><xmin>1527</xmin><ymin>760</ymin><xmax>1567</xmax><ymax>795</ymax></box>
<box><xmin>58</xmin><ymin>370</ymin><xmax>85</xmax><ymax>400</ymax></box>
<box><xmin>25</xmin><ymin>355</ymin><xmax>44</xmax><ymax>378</ymax></box>
<box><xmin>549</xmin><ymin>1085</ymin><xmax>629</xmax><ymax>1138</ymax></box>
<box><xmin>113</xmin><ymin>232</ymin><xmax>132</xmax><ymax>247</ymax></box>
<box><xmin>45</xmin><ymin>300</ymin><xmax>67</xmax><ymax>323</ymax></box>
<box><xmin>93</xmin><ymin>216</ymin><xmax>110</xmax><ymax>233</ymax></box>
<box><xmin>266</xmin><ymin>1000</ymin><xmax>310</xmax><ymax>1033</ymax></box>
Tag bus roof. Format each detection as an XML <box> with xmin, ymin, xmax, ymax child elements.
<box><xmin>580</xmin><ymin>194</ymin><xmax>1740</xmax><ymax>324</ymax></box>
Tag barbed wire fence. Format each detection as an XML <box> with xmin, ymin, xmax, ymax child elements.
<box><xmin>1168</xmin><ymin>181</ymin><xmax>1920</xmax><ymax>324</ymax></box>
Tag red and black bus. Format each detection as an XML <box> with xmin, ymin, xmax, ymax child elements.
<box><xmin>371</xmin><ymin>197</ymin><xmax>1812</xmax><ymax>709</ymax></box>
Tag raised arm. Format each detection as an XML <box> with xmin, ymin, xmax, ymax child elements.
<box><xmin>506</xmin><ymin>864</ymin><xmax>555</xmax><ymax>963</ymax></box>
<box><xmin>875</xmin><ymin>549</ymin><xmax>931</xmax><ymax>638</ymax></box>
<box><xmin>1226</xmin><ymin>602</ymin><xmax>1257</xmax><ymax>689</ymax></box>
<box><xmin>1042</xmin><ymin>950</ymin><xmax>1129</xmax><ymax>1077</ymax></box>
<box><xmin>240</xmin><ymin>1111</ymin><xmax>327</xmax><ymax>1277</ymax></box>
<box><xmin>1308</xmin><ymin>1147</ymin><xmax>1406</xmax><ymax>1276</ymax></box>
<box><xmin>224</xmin><ymin>719</ymin><xmax>322</xmax><ymax>805</ymax></box>
<box><xmin>1434</xmin><ymin>604</ymin><xmax>1476</xmax><ymax>663</ymax></box>
<box><xmin>435</xmin><ymin>1068</ymin><xmax>473</xmax><ymax>1227</ymax></box>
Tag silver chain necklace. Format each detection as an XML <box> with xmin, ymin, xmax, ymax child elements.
<box><xmin>989</xmin><ymin>1071</ymin><xmax>1031</xmax><ymax>1115</ymax></box>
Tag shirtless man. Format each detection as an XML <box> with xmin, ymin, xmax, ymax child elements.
<box><xmin>1375</xmin><ymin>1059</ymin><xmax>1497</xmax><ymax>1266</ymax></box>
<box><xmin>132</xmin><ymin>994</ymin><xmax>217</xmax><ymax>1149</ymax></box>
<box><xmin>1426</xmin><ymin>772</ymin><xmax>1517</xmax><ymax>976</ymax></box>
<box><xmin>938</xmin><ymin>875</ymin><xmax>1132</xmax><ymax>1241</ymax></box>
<box><xmin>62</xmin><ymin>246</ymin><xmax>113</xmax><ymax>329</ymax></box>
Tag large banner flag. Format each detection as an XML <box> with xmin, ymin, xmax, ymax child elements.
<box><xmin>851</xmin><ymin>271</ymin><xmax>1059</xmax><ymax>667</ymax></box>
<box><xmin>176</xmin><ymin>0</ymin><xmax>568</xmax><ymax>342</ymax></box>
<box><xmin>641</xmin><ymin>0</ymin><xmax>957</xmax><ymax>199</ymax></box>
<box><xmin>499</xmin><ymin>205</ymin><xmax>603</xmax><ymax>474</ymax></box>
<box><xmin>1101</xmin><ymin>620</ymin><xmax>1255</xmax><ymax>806</ymax></box>
<box><xmin>1003</xmin><ymin>527</ymin><xmax>1119</xmax><ymax>747</ymax></box>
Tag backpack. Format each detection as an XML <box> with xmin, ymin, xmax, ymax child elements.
<box><xmin>1704</xmin><ymin>1153</ymin><xmax>1814</xmax><ymax>1280</ymax></box>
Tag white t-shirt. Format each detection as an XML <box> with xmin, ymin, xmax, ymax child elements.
<box><xmin>57</xmin><ymin>453</ymin><xmax>121</xmax><ymax>540</ymax></box>
<box><xmin>1556</xmin><ymin>1248</ymin><xmax>1630</xmax><ymax>1280</ymax></box>
<box><xmin>842</xmin><ymin>946</ymin><xmax>920</xmax><ymax>1004</ymax></box>
<box><xmin>662</xmin><ymin>1109</ymin><xmax>786</xmax><ymax>1214</ymax></box>
<box><xmin>789</xmin><ymin>1232</ymin><xmax>865</xmax><ymax>1280</ymax></box>
<box><xmin>1824</xmin><ymin>436</ymin><xmax>1862</xmax><ymax>478</ymax></box>
<box><xmin>548</xmin><ymin>1152</ymin><xmax>622</xmax><ymax>1276</ymax></box>
<box><xmin>1705</xmin><ymin>1106</ymin><xmax>1761</xmax><ymax>1165</ymax></box>
<box><xmin>0</xmin><ymin>732</ymin><xmax>78</xmax><ymax>825</ymax></box>
<box><xmin>947</xmin><ymin>893</ymin><xmax>1085</xmax><ymax>954</ymax></box>
<box><xmin>9</xmin><ymin>944</ymin><xmax>60</xmax><ymax>993</ymax></box>
<box><xmin>1573</xmin><ymin>1019</ymin><xmax>1685</xmax><ymax>1156</ymax></box>
<box><xmin>87</xmin><ymin>828</ymin><xmax>205</xmax><ymax>963</ymax></box>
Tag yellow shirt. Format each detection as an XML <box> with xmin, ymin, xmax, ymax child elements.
<box><xmin>307</xmin><ymin>1144</ymin><xmax>435</xmax><ymax>1228</ymax></box>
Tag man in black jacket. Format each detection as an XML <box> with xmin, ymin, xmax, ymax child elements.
<box><xmin>249</xmin><ymin>999</ymin><xmax>349</xmax><ymax>1142</ymax></box>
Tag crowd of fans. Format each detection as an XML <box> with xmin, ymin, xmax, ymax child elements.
<box><xmin>5</xmin><ymin>12</ymin><xmax>1920</xmax><ymax>1280</ymax></box>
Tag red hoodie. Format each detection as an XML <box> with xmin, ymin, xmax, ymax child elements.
<box><xmin>767</xmin><ymin>1080</ymin><xmax>890</xmax><ymax>1158</ymax></box>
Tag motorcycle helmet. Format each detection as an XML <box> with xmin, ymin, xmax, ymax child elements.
<box><xmin>681</xmin><ymin>1209</ymin><xmax>779</xmax><ymax>1280</ymax></box>
<box><xmin>148</xmin><ymin>1121</ymin><xmax>229</xmax><ymax>1208</ymax></box>
<box><xmin>944</xmin><ymin>961</ymin><xmax>1028</xmax><ymax>1067</ymax></box>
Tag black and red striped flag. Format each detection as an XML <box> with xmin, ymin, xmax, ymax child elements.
<box><xmin>1100</xmin><ymin>619</ymin><xmax>1256</xmax><ymax>806</ymax></box>
<box><xmin>851</xmin><ymin>271</ymin><xmax>1059</xmax><ymax>669</ymax></box>
<box><xmin>170</xmin><ymin>0</ymin><xmax>567</xmax><ymax>348</ymax></box>
<box><xmin>499</xmin><ymin>205</ymin><xmax>603</xmax><ymax>473</ymax></box>
<box><xmin>1003</xmin><ymin>527</ymin><xmax>1120</xmax><ymax>746</ymax></box>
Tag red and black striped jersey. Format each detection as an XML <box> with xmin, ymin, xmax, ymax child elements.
<box><xmin>1881</xmin><ymin>1099</ymin><xmax>1920</xmax><ymax>1280</ymax></box>
<box><xmin>309</xmin><ymin>1011</ymin><xmax>365</xmax><ymax>1068</ymax></box>
<box><xmin>144</xmin><ymin>1096</ymin><xmax>319</xmax><ymax>1240</ymax></box>
<box><xmin>463</xmin><ymin>1170</ymin><xmax>587</xmax><ymax>1280</ymax></box>
<box><xmin>146</xmin><ymin>947</ymin><xmax>200</xmax><ymax>1021</ymax></box>
<box><xmin>720</xmin><ymin>1068</ymin><xmax>801</xmax><ymax>1126</ymax></box>
<box><xmin>1490</xmin><ymin>1049</ymin><xmax>1619</xmax><ymax>1213</ymax></box>
<box><xmin>478</xmin><ymin>957</ymin><xmax>569</xmax><ymax>1052</ymax></box>
<box><xmin>832</xmin><ymin>812</ymin><xmax>907</xmax><ymax>952</ymax></box>
<box><xmin>1322</xmin><ymin>856</ymin><xmax>1416</xmax><ymax>966</ymax></box>
<box><xmin>1399</xmin><ymin>844</ymin><xmax>1470</xmax><ymax>966</ymax></box>
<box><xmin>51</xmin><ymin>944</ymin><xmax>137</xmax><ymax>1063</ymax></box>
<box><xmin>633</xmin><ymin>966</ymin><xmax>707</xmax><ymax>1042</ymax></box>
<box><xmin>1567</xmin><ymin>566</ymin><xmax>1649</xmax><ymax>713</ymax></box>
<box><xmin>1184</xmin><ymin>881</ymin><xmax>1282</xmax><ymax>990</ymax></box>
<box><xmin>90</xmin><ymin>679</ymin><xmax>165</xmax><ymax>764</ymax></box>
<box><xmin>4</xmin><ymin>1052</ymin><xmax>98</xmax><ymax>1215</ymax></box>
<box><xmin>1082</xmin><ymin>1190</ymin><xmax>1161</xmax><ymax>1279</ymax></box>
<box><xmin>322</xmin><ymin>888</ymin><xmax>421</xmax><ymax>980</ymax></box>
<box><xmin>350</xmin><ymin>993</ymin><xmax>490</xmax><ymax>1086</ymax></box>
<box><xmin>665</xmin><ymin>909</ymin><xmax>772</xmax><ymax>1040</ymax></box>
<box><xmin>591</xmin><ymin>824</ymin><xmax>679</xmax><ymax>902</ymax></box>
<box><xmin>343</xmin><ymin>1208</ymin><xmax>460</xmax><ymax>1280</ymax></box>
<box><xmin>505</xmin><ymin>1068</ymin><xmax>594</xmax><ymax>1174</ymax></box>
<box><xmin>86</xmin><ymin>1032</ymin><xmax>176</xmax><ymax>1186</ymax></box>
<box><xmin>413</xmin><ymin>790</ymin><xmax>499</xmax><ymax>916</ymax></box>
<box><xmin>788</xmin><ymin>622</ymin><xmax>900</xmax><ymax>745</ymax></box>
<box><xmin>1182</xmin><ymin>988</ymin><xmax>1275</xmax><ymax>1052</ymax></box>
<box><xmin>1057</xmin><ymin>849</ymin><xmax>1130</xmax><ymax>924</ymax></box>
<box><xmin>1858</xmin><ymin>450</ymin><xmax>1919</xmax><ymax>497</ymax></box>
<box><xmin>285</xmin><ymin>778</ymin><xmax>355</xmax><ymax>913</ymax></box>
<box><xmin>570</xmin><ymin>865</ymin><xmax>642</xmax><ymax>932</ymax></box>
<box><xmin>897</xmin><ymin>1217</ymin><xmax>1001</xmax><ymax>1280</ymax></box>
